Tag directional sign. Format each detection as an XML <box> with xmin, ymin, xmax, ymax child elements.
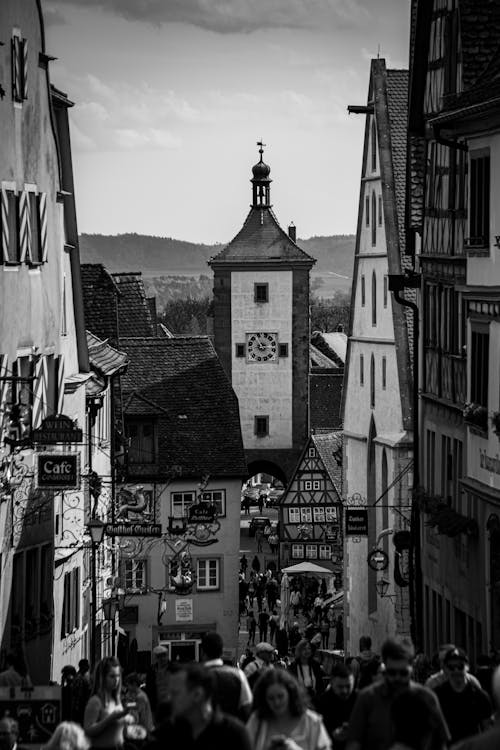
<box><xmin>0</xmin><ymin>685</ymin><xmax>61</xmax><ymax>747</ymax></box>
<box><xmin>367</xmin><ymin>548</ymin><xmax>389</xmax><ymax>571</ymax></box>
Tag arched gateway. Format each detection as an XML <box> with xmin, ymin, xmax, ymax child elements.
<box><xmin>209</xmin><ymin>145</ymin><xmax>315</xmax><ymax>484</ymax></box>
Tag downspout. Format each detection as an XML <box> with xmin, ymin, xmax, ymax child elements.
<box><xmin>388</xmin><ymin>274</ymin><xmax>422</xmax><ymax>649</ymax></box>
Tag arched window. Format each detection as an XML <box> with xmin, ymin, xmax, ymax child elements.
<box><xmin>372</xmin><ymin>192</ymin><xmax>377</xmax><ymax>246</ymax></box>
<box><xmin>370</xmin><ymin>353</ymin><xmax>375</xmax><ymax>408</ymax></box>
<box><xmin>372</xmin><ymin>271</ymin><xmax>377</xmax><ymax>327</ymax></box>
<box><xmin>371</xmin><ymin>120</ymin><xmax>377</xmax><ymax>172</ymax></box>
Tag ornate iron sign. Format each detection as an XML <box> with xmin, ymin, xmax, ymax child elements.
<box><xmin>35</xmin><ymin>453</ymin><xmax>80</xmax><ymax>490</ymax></box>
<box><xmin>33</xmin><ymin>415</ymin><xmax>83</xmax><ymax>444</ymax></box>
<box><xmin>105</xmin><ymin>522</ymin><xmax>162</xmax><ymax>537</ymax></box>
<box><xmin>346</xmin><ymin>508</ymin><xmax>368</xmax><ymax>536</ymax></box>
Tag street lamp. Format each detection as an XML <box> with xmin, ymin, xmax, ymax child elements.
<box><xmin>87</xmin><ymin>518</ymin><xmax>105</xmax><ymax>668</ymax></box>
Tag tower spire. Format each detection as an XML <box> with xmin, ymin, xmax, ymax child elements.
<box><xmin>251</xmin><ymin>140</ymin><xmax>272</xmax><ymax>208</ymax></box>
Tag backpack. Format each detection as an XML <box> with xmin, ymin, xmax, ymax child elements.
<box><xmin>357</xmin><ymin>655</ymin><xmax>381</xmax><ymax>689</ymax></box>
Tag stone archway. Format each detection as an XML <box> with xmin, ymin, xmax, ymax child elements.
<box><xmin>246</xmin><ymin>459</ymin><xmax>288</xmax><ymax>487</ymax></box>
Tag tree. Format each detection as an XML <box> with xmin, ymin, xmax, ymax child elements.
<box><xmin>159</xmin><ymin>296</ymin><xmax>211</xmax><ymax>335</ymax></box>
<box><xmin>310</xmin><ymin>291</ymin><xmax>350</xmax><ymax>332</ymax></box>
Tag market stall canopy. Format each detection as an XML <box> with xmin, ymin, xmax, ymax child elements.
<box><xmin>281</xmin><ymin>562</ymin><xmax>334</xmax><ymax>576</ymax></box>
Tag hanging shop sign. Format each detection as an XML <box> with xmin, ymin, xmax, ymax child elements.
<box><xmin>345</xmin><ymin>508</ymin><xmax>368</xmax><ymax>536</ymax></box>
<box><xmin>32</xmin><ymin>414</ymin><xmax>83</xmax><ymax>444</ymax></box>
<box><xmin>35</xmin><ymin>453</ymin><xmax>80</xmax><ymax>490</ymax></box>
<box><xmin>0</xmin><ymin>685</ymin><xmax>61</xmax><ymax>747</ymax></box>
<box><xmin>186</xmin><ymin>501</ymin><xmax>220</xmax><ymax>546</ymax></box>
<box><xmin>367</xmin><ymin>548</ymin><xmax>389</xmax><ymax>571</ymax></box>
<box><xmin>105</xmin><ymin>522</ymin><xmax>162</xmax><ymax>537</ymax></box>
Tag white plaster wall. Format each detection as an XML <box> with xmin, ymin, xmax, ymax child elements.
<box><xmin>231</xmin><ymin>270</ymin><xmax>293</xmax><ymax>449</ymax></box>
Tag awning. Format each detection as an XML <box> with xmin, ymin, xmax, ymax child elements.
<box><xmin>281</xmin><ymin>562</ymin><xmax>334</xmax><ymax>576</ymax></box>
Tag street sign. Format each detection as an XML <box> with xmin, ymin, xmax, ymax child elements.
<box><xmin>0</xmin><ymin>685</ymin><xmax>61</xmax><ymax>747</ymax></box>
<box><xmin>35</xmin><ymin>453</ymin><xmax>80</xmax><ymax>490</ymax></box>
<box><xmin>105</xmin><ymin>522</ymin><xmax>162</xmax><ymax>537</ymax></box>
<box><xmin>367</xmin><ymin>548</ymin><xmax>389</xmax><ymax>571</ymax></box>
<box><xmin>345</xmin><ymin>508</ymin><xmax>368</xmax><ymax>536</ymax></box>
<box><xmin>32</xmin><ymin>414</ymin><xmax>83</xmax><ymax>444</ymax></box>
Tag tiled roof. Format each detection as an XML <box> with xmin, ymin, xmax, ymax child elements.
<box><xmin>311</xmin><ymin>331</ymin><xmax>347</xmax><ymax>366</ymax></box>
<box><xmin>81</xmin><ymin>264</ymin><xmax>120</xmax><ymax>345</ymax></box>
<box><xmin>209</xmin><ymin>207</ymin><xmax>315</xmax><ymax>266</ymax></box>
<box><xmin>86</xmin><ymin>331</ymin><xmax>128</xmax><ymax>377</ymax></box>
<box><xmin>385</xmin><ymin>70</ymin><xmax>409</xmax><ymax>257</ymax></box>
<box><xmin>309</xmin><ymin>373</ymin><xmax>343</xmax><ymax>432</ymax></box>
<box><xmin>459</xmin><ymin>0</ymin><xmax>500</xmax><ymax>92</ymax></box>
<box><xmin>310</xmin><ymin>344</ymin><xmax>340</xmax><ymax>369</ymax></box>
<box><xmin>119</xmin><ymin>336</ymin><xmax>247</xmax><ymax>478</ymax></box>
<box><xmin>112</xmin><ymin>273</ymin><xmax>157</xmax><ymax>338</ymax></box>
<box><xmin>311</xmin><ymin>432</ymin><xmax>343</xmax><ymax>495</ymax></box>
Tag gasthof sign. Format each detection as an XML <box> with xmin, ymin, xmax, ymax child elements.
<box><xmin>35</xmin><ymin>453</ymin><xmax>80</xmax><ymax>490</ymax></box>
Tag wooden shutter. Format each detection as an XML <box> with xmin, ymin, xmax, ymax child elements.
<box><xmin>21</xmin><ymin>39</ymin><xmax>28</xmax><ymax>100</ymax></box>
<box><xmin>32</xmin><ymin>356</ymin><xmax>48</xmax><ymax>429</ymax></box>
<box><xmin>0</xmin><ymin>354</ymin><xmax>10</xmax><ymax>441</ymax></box>
<box><xmin>1</xmin><ymin>190</ymin><xmax>9</xmax><ymax>263</ymax></box>
<box><xmin>18</xmin><ymin>191</ymin><xmax>30</xmax><ymax>262</ymax></box>
<box><xmin>11</xmin><ymin>37</ymin><xmax>20</xmax><ymax>101</ymax></box>
<box><xmin>39</xmin><ymin>193</ymin><xmax>48</xmax><ymax>262</ymax></box>
<box><xmin>56</xmin><ymin>354</ymin><xmax>65</xmax><ymax>414</ymax></box>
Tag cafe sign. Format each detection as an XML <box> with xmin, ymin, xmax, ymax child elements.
<box><xmin>36</xmin><ymin>453</ymin><xmax>80</xmax><ymax>490</ymax></box>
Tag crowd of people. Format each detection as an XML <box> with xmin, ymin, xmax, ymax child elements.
<box><xmin>2</xmin><ymin>631</ymin><xmax>500</xmax><ymax>750</ymax></box>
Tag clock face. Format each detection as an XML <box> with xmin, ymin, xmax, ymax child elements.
<box><xmin>247</xmin><ymin>332</ymin><xmax>278</xmax><ymax>362</ymax></box>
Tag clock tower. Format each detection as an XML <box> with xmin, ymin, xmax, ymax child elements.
<box><xmin>209</xmin><ymin>145</ymin><xmax>315</xmax><ymax>482</ymax></box>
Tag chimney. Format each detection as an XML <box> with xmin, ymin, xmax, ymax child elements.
<box><xmin>288</xmin><ymin>223</ymin><xmax>296</xmax><ymax>242</ymax></box>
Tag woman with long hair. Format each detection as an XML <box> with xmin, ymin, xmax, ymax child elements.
<box><xmin>247</xmin><ymin>669</ymin><xmax>331</xmax><ymax>750</ymax></box>
<box><xmin>84</xmin><ymin>657</ymin><xmax>133</xmax><ymax>749</ymax></box>
<box><xmin>288</xmin><ymin>640</ymin><xmax>325</xmax><ymax>707</ymax></box>
<box><xmin>43</xmin><ymin>722</ymin><xmax>90</xmax><ymax>750</ymax></box>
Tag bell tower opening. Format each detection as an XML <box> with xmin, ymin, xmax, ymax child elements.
<box><xmin>251</xmin><ymin>141</ymin><xmax>272</xmax><ymax>208</ymax></box>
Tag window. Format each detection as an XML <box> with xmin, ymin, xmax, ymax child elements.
<box><xmin>254</xmin><ymin>283</ymin><xmax>269</xmax><ymax>303</ymax></box>
<box><xmin>254</xmin><ymin>415</ymin><xmax>269</xmax><ymax>437</ymax></box>
<box><xmin>378</xmin><ymin>195</ymin><xmax>383</xmax><ymax>226</ymax></box>
<box><xmin>470</xmin><ymin>326</ymin><xmax>489</xmax><ymax>408</ymax></box>
<box><xmin>279</xmin><ymin>343</ymin><xmax>289</xmax><ymax>358</ymax></box>
<box><xmin>365</xmin><ymin>196</ymin><xmax>369</xmax><ymax>227</ymax></box>
<box><xmin>372</xmin><ymin>193</ymin><xmax>377</xmax><ymax>246</ymax></box>
<box><xmin>305</xmin><ymin>545</ymin><xmax>317</xmax><ymax>559</ymax></box>
<box><xmin>361</xmin><ymin>275</ymin><xmax>366</xmax><ymax>306</ymax></box>
<box><xmin>300</xmin><ymin>507</ymin><xmax>312</xmax><ymax>523</ymax></box>
<box><xmin>126</xmin><ymin>419</ymin><xmax>156</xmax><ymax>464</ymax></box>
<box><xmin>288</xmin><ymin>508</ymin><xmax>300</xmax><ymax>524</ymax></box>
<box><xmin>319</xmin><ymin>545</ymin><xmax>332</xmax><ymax>560</ymax></box>
<box><xmin>11</xmin><ymin>35</ymin><xmax>28</xmax><ymax>103</ymax></box>
<box><xmin>199</xmin><ymin>489</ymin><xmax>226</xmax><ymax>516</ymax></box>
<box><xmin>122</xmin><ymin>559</ymin><xmax>147</xmax><ymax>593</ymax></box>
<box><xmin>303</xmin><ymin>480</ymin><xmax>321</xmax><ymax>491</ymax></box>
<box><xmin>61</xmin><ymin>567</ymin><xmax>81</xmax><ymax>637</ymax></box>
<box><xmin>426</xmin><ymin>429</ymin><xmax>436</xmax><ymax>495</ymax></box>
<box><xmin>325</xmin><ymin>507</ymin><xmax>338</xmax><ymax>522</ymax></box>
<box><xmin>469</xmin><ymin>150</ymin><xmax>490</xmax><ymax>248</ymax></box>
<box><xmin>383</xmin><ymin>276</ymin><xmax>388</xmax><ymax>307</ymax></box>
<box><xmin>0</xmin><ymin>190</ymin><xmax>19</xmax><ymax>263</ymax></box>
<box><xmin>197</xmin><ymin>559</ymin><xmax>220</xmax><ymax>590</ymax></box>
<box><xmin>370</xmin><ymin>354</ymin><xmax>375</xmax><ymax>408</ymax></box>
<box><xmin>308</xmin><ymin>447</ymin><xmax>316</xmax><ymax>458</ymax></box>
<box><xmin>371</xmin><ymin>120</ymin><xmax>377</xmax><ymax>172</ymax></box>
<box><xmin>382</xmin><ymin>357</ymin><xmax>387</xmax><ymax>390</ymax></box>
<box><xmin>291</xmin><ymin>544</ymin><xmax>304</xmax><ymax>559</ymax></box>
<box><xmin>171</xmin><ymin>491</ymin><xmax>195</xmax><ymax>518</ymax></box>
<box><xmin>372</xmin><ymin>272</ymin><xmax>377</xmax><ymax>326</ymax></box>
<box><xmin>235</xmin><ymin>343</ymin><xmax>245</xmax><ymax>357</ymax></box>
<box><xmin>360</xmin><ymin>354</ymin><xmax>364</xmax><ymax>386</ymax></box>
<box><xmin>313</xmin><ymin>507</ymin><xmax>325</xmax><ymax>523</ymax></box>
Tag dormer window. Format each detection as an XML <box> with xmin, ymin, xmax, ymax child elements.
<box><xmin>125</xmin><ymin>418</ymin><xmax>157</xmax><ymax>464</ymax></box>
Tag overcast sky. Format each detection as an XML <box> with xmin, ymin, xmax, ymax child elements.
<box><xmin>44</xmin><ymin>0</ymin><xmax>410</xmax><ymax>244</ymax></box>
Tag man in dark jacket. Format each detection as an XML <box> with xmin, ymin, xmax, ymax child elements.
<box><xmin>316</xmin><ymin>664</ymin><xmax>357</xmax><ymax>748</ymax></box>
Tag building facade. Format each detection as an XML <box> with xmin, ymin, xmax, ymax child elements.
<box><xmin>342</xmin><ymin>60</ymin><xmax>413</xmax><ymax>655</ymax></box>
<box><xmin>209</xmin><ymin>146</ymin><xmax>315</xmax><ymax>483</ymax></box>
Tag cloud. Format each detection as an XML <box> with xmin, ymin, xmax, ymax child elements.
<box><xmin>57</xmin><ymin>0</ymin><xmax>369</xmax><ymax>33</ymax></box>
<box><xmin>43</xmin><ymin>4</ymin><xmax>67</xmax><ymax>27</ymax></box>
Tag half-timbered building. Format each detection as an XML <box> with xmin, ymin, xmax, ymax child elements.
<box><xmin>278</xmin><ymin>432</ymin><xmax>343</xmax><ymax>581</ymax></box>
<box><xmin>409</xmin><ymin>0</ymin><xmax>500</xmax><ymax>661</ymax></box>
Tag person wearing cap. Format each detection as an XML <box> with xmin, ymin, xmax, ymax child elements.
<box><xmin>434</xmin><ymin>647</ymin><xmax>492</xmax><ymax>744</ymax></box>
<box><xmin>426</xmin><ymin>643</ymin><xmax>482</xmax><ymax>691</ymax></box>
<box><xmin>244</xmin><ymin>642</ymin><xmax>274</xmax><ymax>689</ymax></box>
<box><xmin>145</xmin><ymin>645</ymin><xmax>171</xmax><ymax>721</ymax></box>
<box><xmin>453</xmin><ymin>664</ymin><xmax>500</xmax><ymax>750</ymax></box>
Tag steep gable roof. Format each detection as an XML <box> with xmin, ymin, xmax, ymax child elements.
<box><xmin>119</xmin><ymin>336</ymin><xmax>247</xmax><ymax>478</ymax></box>
<box><xmin>311</xmin><ymin>432</ymin><xmax>343</xmax><ymax>492</ymax></box>
<box><xmin>209</xmin><ymin>207</ymin><xmax>315</xmax><ymax>267</ymax></box>
<box><xmin>81</xmin><ymin>264</ymin><xmax>120</xmax><ymax>345</ymax></box>
<box><xmin>112</xmin><ymin>273</ymin><xmax>157</xmax><ymax>338</ymax></box>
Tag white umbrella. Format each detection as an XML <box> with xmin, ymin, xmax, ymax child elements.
<box><xmin>279</xmin><ymin>572</ymin><xmax>290</xmax><ymax>629</ymax></box>
<box><xmin>281</xmin><ymin>562</ymin><xmax>334</xmax><ymax>576</ymax></box>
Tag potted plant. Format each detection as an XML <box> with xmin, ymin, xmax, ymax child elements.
<box><xmin>463</xmin><ymin>402</ymin><xmax>488</xmax><ymax>431</ymax></box>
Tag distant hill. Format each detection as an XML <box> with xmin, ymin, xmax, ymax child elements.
<box><xmin>79</xmin><ymin>232</ymin><xmax>355</xmax><ymax>298</ymax></box>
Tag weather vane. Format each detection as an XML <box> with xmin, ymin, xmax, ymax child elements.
<box><xmin>257</xmin><ymin>139</ymin><xmax>266</xmax><ymax>159</ymax></box>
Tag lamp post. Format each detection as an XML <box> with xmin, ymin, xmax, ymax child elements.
<box><xmin>87</xmin><ymin>518</ymin><xmax>105</xmax><ymax>668</ymax></box>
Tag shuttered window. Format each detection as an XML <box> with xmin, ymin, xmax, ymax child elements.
<box><xmin>470</xmin><ymin>327</ymin><xmax>489</xmax><ymax>409</ymax></box>
<box><xmin>11</xmin><ymin>36</ymin><xmax>28</xmax><ymax>103</ymax></box>
<box><xmin>1</xmin><ymin>190</ymin><xmax>19</xmax><ymax>263</ymax></box>
<box><xmin>469</xmin><ymin>150</ymin><xmax>490</xmax><ymax>248</ymax></box>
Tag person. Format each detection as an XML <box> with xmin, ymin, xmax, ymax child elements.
<box><xmin>243</xmin><ymin>496</ymin><xmax>251</xmax><ymax>515</ymax></box>
<box><xmin>244</xmin><ymin>642</ymin><xmax>275</xmax><ymax>689</ymax></box>
<box><xmin>350</xmin><ymin>636</ymin><xmax>380</xmax><ymax>690</ymax></box>
<box><xmin>334</xmin><ymin>616</ymin><xmax>344</xmax><ymax>650</ymax></box>
<box><xmin>345</xmin><ymin>638</ymin><xmax>450</xmax><ymax>750</ymax></box>
<box><xmin>42</xmin><ymin>722</ymin><xmax>90</xmax><ymax>750</ymax></box>
<box><xmin>241</xmin><ymin>554</ymin><xmax>248</xmax><ymax>576</ymax></box>
<box><xmin>123</xmin><ymin>672</ymin><xmax>154</xmax><ymax>733</ymax></box>
<box><xmin>246</xmin><ymin>668</ymin><xmax>331</xmax><ymax>750</ymax></box>
<box><xmin>247</xmin><ymin>611</ymin><xmax>257</xmax><ymax>646</ymax></box>
<box><xmin>314</xmin><ymin>596</ymin><xmax>324</xmax><ymax>625</ymax></box>
<box><xmin>145</xmin><ymin>645</ymin><xmax>171</xmax><ymax>720</ymax></box>
<box><xmin>269</xmin><ymin>532</ymin><xmax>279</xmax><ymax>555</ymax></box>
<box><xmin>72</xmin><ymin>659</ymin><xmax>92</xmax><ymax>726</ymax></box>
<box><xmin>290</xmin><ymin>590</ymin><xmax>301</xmax><ymax>616</ymax></box>
<box><xmin>84</xmin><ymin>656</ymin><xmax>135</xmax><ymax>749</ymax></box>
<box><xmin>316</xmin><ymin>663</ymin><xmax>357</xmax><ymax>748</ymax></box>
<box><xmin>425</xmin><ymin>643</ymin><xmax>482</xmax><ymax>691</ymax></box>
<box><xmin>0</xmin><ymin>652</ymin><xmax>26</xmax><ymax>687</ymax></box>
<box><xmin>269</xmin><ymin>610</ymin><xmax>280</xmax><ymax>644</ymax></box>
<box><xmin>255</xmin><ymin>527</ymin><xmax>264</xmax><ymax>553</ymax></box>
<box><xmin>320</xmin><ymin>619</ymin><xmax>330</xmax><ymax>649</ymax></box>
<box><xmin>288</xmin><ymin>639</ymin><xmax>325</xmax><ymax>707</ymax></box>
<box><xmin>276</xmin><ymin>626</ymin><xmax>289</xmax><ymax>659</ymax></box>
<box><xmin>388</xmin><ymin>688</ymin><xmax>445</xmax><ymax>750</ymax></box>
<box><xmin>252</xmin><ymin>556</ymin><xmax>261</xmax><ymax>575</ymax></box>
<box><xmin>289</xmin><ymin>623</ymin><xmax>302</xmax><ymax>652</ymax></box>
<box><xmin>200</xmin><ymin>631</ymin><xmax>252</xmax><ymax>721</ymax></box>
<box><xmin>0</xmin><ymin>718</ymin><xmax>27</xmax><ymax>750</ymax></box>
<box><xmin>433</xmin><ymin>647</ymin><xmax>491</xmax><ymax>744</ymax></box>
<box><xmin>259</xmin><ymin>610</ymin><xmax>270</xmax><ymax>642</ymax></box>
<box><xmin>61</xmin><ymin>666</ymin><xmax>77</xmax><ymax>721</ymax></box>
<box><xmin>453</xmin><ymin>664</ymin><xmax>500</xmax><ymax>750</ymax></box>
<box><xmin>258</xmin><ymin>492</ymin><xmax>265</xmax><ymax>514</ymax></box>
<box><xmin>165</xmin><ymin>662</ymin><xmax>252</xmax><ymax>750</ymax></box>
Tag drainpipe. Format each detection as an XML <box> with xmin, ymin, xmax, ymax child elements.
<box><xmin>388</xmin><ymin>273</ymin><xmax>422</xmax><ymax>649</ymax></box>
